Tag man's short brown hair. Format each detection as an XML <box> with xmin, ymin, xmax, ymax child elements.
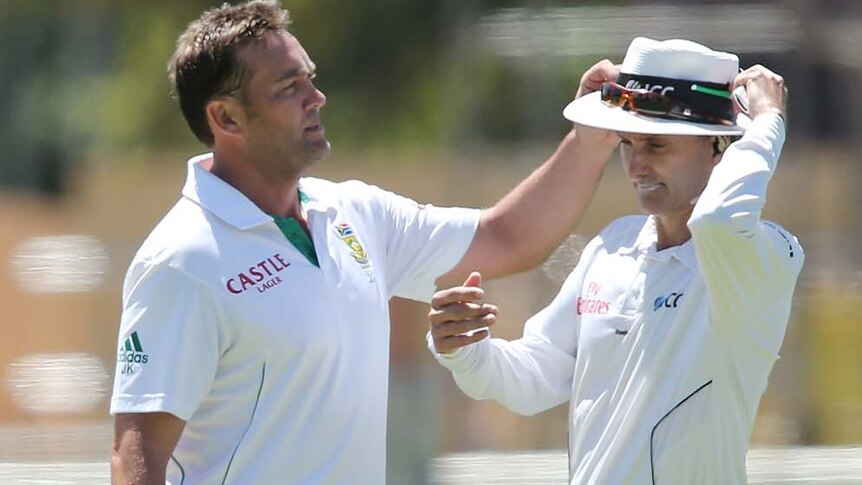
<box><xmin>168</xmin><ymin>0</ymin><xmax>291</xmax><ymax>146</ymax></box>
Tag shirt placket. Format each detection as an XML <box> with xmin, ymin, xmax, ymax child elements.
<box><xmin>617</xmin><ymin>252</ymin><xmax>649</xmax><ymax>317</ymax></box>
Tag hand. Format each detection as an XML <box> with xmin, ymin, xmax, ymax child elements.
<box><xmin>429</xmin><ymin>271</ymin><xmax>498</xmax><ymax>354</ymax></box>
<box><xmin>575</xmin><ymin>59</ymin><xmax>620</xmax><ymax>99</ymax></box>
<box><xmin>733</xmin><ymin>65</ymin><xmax>787</xmax><ymax>120</ymax></box>
<box><xmin>573</xmin><ymin>59</ymin><xmax>621</xmax><ymax>149</ymax></box>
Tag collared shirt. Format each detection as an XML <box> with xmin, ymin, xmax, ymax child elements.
<box><xmin>111</xmin><ymin>154</ymin><xmax>480</xmax><ymax>485</ymax></box>
<box><xmin>432</xmin><ymin>113</ymin><xmax>803</xmax><ymax>485</ymax></box>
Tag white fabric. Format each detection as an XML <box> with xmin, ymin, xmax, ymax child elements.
<box><xmin>432</xmin><ymin>113</ymin><xmax>803</xmax><ymax>485</ymax></box>
<box><xmin>111</xmin><ymin>154</ymin><xmax>480</xmax><ymax>485</ymax></box>
<box><xmin>563</xmin><ymin>36</ymin><xmax>750</xmax><ymax>135</ymax></box>
<box><xmin>620</xmin><ymin>37</ymin><xmax>739</xmax><ymax>84</ymax></box>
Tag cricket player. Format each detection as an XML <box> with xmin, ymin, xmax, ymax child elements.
<box><xmin>109</xmin><ymin>1</ymin><xmax>621</xmax><ymax>484</ymax></box>
<box><xmin>429</xmin><ymin>37</ymin><xmax>804</xmax><ymax>485</ymax></box>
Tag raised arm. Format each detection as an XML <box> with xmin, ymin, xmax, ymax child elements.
<box><xmin>688</xmin><ymin>65</ymin><xmax>803</xmax><ymax>326</ymax></box>
<box><xmin>438</xmin><ymin>61</ymin><xmax>620</xmax><ymax>286</ymax></box>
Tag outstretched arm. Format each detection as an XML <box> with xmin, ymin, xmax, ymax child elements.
<box><xmin>438</xmin><ymin>61</ymin><xmax>620</xmax><ymax>286</ymax></box>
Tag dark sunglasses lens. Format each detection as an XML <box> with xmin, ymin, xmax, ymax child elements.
<box><xmin>601</xmin><ymin>83</ymin><xmax>624</xmax><ymax>105</ymax></box>
<box><xmin>631</xmin><ymin>95</ymin><xmax>673</xmax><ymax>114</ymax></box>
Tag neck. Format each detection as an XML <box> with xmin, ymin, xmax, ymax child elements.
<box><xmin>654</xmin><ymin>210</ymin><xmax>693</xmax><ymax>251</ymax></box>
<box><xmin>209</xmin><ymin>151</ymin><xmax>304</xmax><ymax>220</ymax></box>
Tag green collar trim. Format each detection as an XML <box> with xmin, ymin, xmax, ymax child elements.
<box><xmin>272</xmin><ymin>216</ymin><xmax>319</xmax><ymax>267</ymax></box>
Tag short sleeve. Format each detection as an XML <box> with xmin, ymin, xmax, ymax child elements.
<box><xmin>367</xmin><ymin>185</ymin><xmax>480</xmax><ymax>302</ymax></box>
<box><xmin>110</xmin><ymin>262</ymin><xmax>224</xmax><ymax>421</ymax></box>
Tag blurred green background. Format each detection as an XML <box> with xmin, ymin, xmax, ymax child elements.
<box><xmin>0</xmin><ymin>0</ymin><xmax>860</xmax><ymax>483</ymax></box>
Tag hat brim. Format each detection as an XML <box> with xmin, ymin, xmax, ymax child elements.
<box><xmin>563</xmin><ymin>91</ymin><xmax>749</xmax><ymax>136</ymax></box>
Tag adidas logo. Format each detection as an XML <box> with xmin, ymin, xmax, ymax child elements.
<box><xmin>123</xmin><ymin>331</ymin><xmax>143</xmax><ymax>353</ymax></box>
<box><xmin>117</xmin><ymin>331</ymin><xmax>149</xmax><ymax>375</ymax></box>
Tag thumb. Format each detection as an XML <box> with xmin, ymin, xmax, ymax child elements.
<box><xmin>463</xmin><ymin>271</ymin><xmax>482</xmax><ymax>288</ymax></box>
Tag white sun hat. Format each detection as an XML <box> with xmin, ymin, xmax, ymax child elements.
<box><xmin>563</xmin><ymin>37</ymin><xmax>750</xmax><ymax>135</ymax></box>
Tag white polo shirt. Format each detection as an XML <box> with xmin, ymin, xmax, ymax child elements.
<box><xmin>433</xmin><ymin>113</ymin><xmax>803</xmax><ymax>485</ymax></box>
<box><xmin>111</xmin><ymin>154</ymin><xmax>479</xmax><ymax>485</ymax></box>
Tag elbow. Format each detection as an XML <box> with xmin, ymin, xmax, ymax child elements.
<box><xmin>479</xmin><ymin>213</ymin><xmax>550</xmax><ymax>277</ymax></box>
<box><xmin>496</xmin><ymin>224</ymin><xmax>555</xmax><ymax>275</ymax></box>
<box><xmin>508</xmin><ymin>248</ymin><xmax>552</xmax><ymax>276</ymax></box>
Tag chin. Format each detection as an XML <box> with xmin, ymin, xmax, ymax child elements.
<box><xmin>305</xmin><ymin>140</ymin><xmax>331</xmax><ymax>163</ymax></box>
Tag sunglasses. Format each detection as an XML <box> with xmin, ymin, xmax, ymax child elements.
<box><xmin>600</xmin><ymin>82</ymin><xmax>735</xmax><ymax>126</ymax></box>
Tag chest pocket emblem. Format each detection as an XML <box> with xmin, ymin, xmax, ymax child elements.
<box><xmin>654</xmin><ymin>292</ymin><xmax>684</xmax><ymax>311</ymax></box>
<box><xmin>335</xmin><ymin>222</ymin><xmax>375</xmax><ymax>282</ymax></box>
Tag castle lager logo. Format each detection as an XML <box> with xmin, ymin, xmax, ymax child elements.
<box><xmin>226</xmin><ymin>253</ymin><xmax>290</xmax><ymax>295</ymax></box>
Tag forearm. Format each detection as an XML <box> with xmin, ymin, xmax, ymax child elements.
<box><xmin>111</xmin><ymin>412</ymin><xmax>183</xmax><ymax>485</ymax></box>
<box><xmin>689</xmin><ymin>112</ymin><xmax>785</xmax><ymax>233</ymax></box>
<box><xmin>479</xmin><ymin>129</ymin><xmax>614</xmax><ymax>277</ymax></box>
<box><xmin>111</xmin><ymin>443</ymin><xmax>168</xmax><ymax>485</ymax></box>
<box><xmin>431</xmin><ymin>334</ymin><xmax>574</xmax><ymax>416</ymax></box>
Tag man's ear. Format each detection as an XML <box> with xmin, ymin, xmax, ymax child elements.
<box><xmin>206</xmin><ymin>98</ymin><xmax>245</xmax><ymax>140</ymax></box>
<box><xmin>710</xmin><ymin>136</ymin><xmax>723</xmax><ymax>165</ymax></box>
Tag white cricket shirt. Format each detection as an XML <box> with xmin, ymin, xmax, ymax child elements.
<box><xmin>433</xmin><ymin>113</ymin><xmax>803</xmax><ymax>485</ymax></box>
<box><xmin>111</xmin><ymin>154</ymin><xmax>479</xmax><ymax>485</ymax></box>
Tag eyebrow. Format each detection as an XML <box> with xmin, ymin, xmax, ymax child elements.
<box><xmin>616</xmin><ymin>133</ymin><xmax>666</xmax><ymax>142</ymax></box>
<box><xmin>274</xmin><ymin>64</ymin><xmax>316</xmax><ymax>84</ymax></box>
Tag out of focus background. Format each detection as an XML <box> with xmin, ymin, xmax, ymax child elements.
<box><xmin>0</xmin><ymin>0</ymin><xmax>860</xmax><ymax>483</ymax></box>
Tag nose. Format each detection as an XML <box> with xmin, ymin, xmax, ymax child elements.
<box><xmin>306</xmin><ymin>85</ymin><xmax>326</xmax><ymax>111</ymax></box>
<box><xmin>623</xmin><ymin>147</ymin><xmax>654</xmax><ymax>180</ymax></box>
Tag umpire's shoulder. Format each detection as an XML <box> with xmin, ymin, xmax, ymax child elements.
<box><xmin>761</xmin><ymin>219</ymin><xmax>805</xmax><ymax>265</ymax></box>
<box><xmin>593</xmin><ymin>215</ymin><xmax>650</xmax><ymax>253</ymax></box>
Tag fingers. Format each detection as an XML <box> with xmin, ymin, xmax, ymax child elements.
<box><xmin>429</xmin><ymin>273</ymin><xmax>498</xmax><ymax>354</ymax></box>
<box><xmin>733</xmin><ymin>64</ymin><xmax>787</xmax><ymax>120</ymax></box>
<box><xmin>462</xmin><ymin>270</ymin><xmax>482</xmax><ymax>288</ymax></box>
<box><xmin>431</xmin><ymin>284</ymin><xmax>485</xmax><ymax>308</ymax></box>
<box><xmin>571</xmin><ymin>60</ymin><xmax>622</xmax><ymax>150</ymax></box>
<box><xmin>576</xmin><ymin>59</ymin><xmax>620</xmax><ymax>99</ymax></box>
<box><xmin>430</xmin><ymin>307</ymin><xmax>497</xmax><ymax>354</ymax></box>
<box><xmin>435</xmin><ymin>329</ymin><xmax>491</xmax><ymax>354</ymax></box>
<box><xmin>430</xmin><ymin>304</ymin><xmax>497</xmax><ymax>338</ymax></box>
<box><xmin>733</xmin><ymin>64</ymin><xmax>781</xmax><ymax>90</ymax></box>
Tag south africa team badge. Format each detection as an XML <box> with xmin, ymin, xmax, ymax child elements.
<box><xmin>335</xmin><ymin>222</ymin><xmax>375</xmax><ymax>282</ymax></box>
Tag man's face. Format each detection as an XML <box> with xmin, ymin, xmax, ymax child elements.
<box><xmin>235</xmin><ymin>31</ymin><xmax>329</xmax><ymax>171</ymax></box>
<box><xmin>618</xmin><ymin>132</ymin><xmax>717</xmax><ymax>218</ymax></box>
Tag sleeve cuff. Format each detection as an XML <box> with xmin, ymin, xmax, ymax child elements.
<box><xmin>426</xmin><ymin>331</ymin><xmax>487</xmax><ymax>373</ymax></box>
<box><xmin>110</xmin><ymin>394</ymin><xmax>193</xmax><ymax>421</ymax></box>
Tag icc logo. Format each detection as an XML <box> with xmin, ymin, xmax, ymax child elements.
<box><xmin>654</xmin><ymin>292</ymin><xmax>683</xmax><ymax>311</ymax></box>
<box><xmin>624</xmin><ymin>80</ymin><xmax>675</xmax><ymax>96</ymax></box>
